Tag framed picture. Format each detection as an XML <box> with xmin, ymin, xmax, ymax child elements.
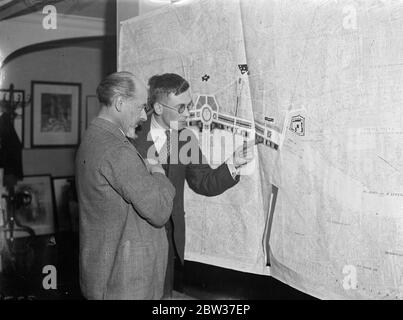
<box><xmin>52</xmin><ymin>176</ymin><xmax>76</xmax><ymax>232</ymax></box>
<box><xmin>85</xmin><ymin>95</ymin><xmax>100</xmax><ymax>129</ymax></box>
<box><xmin>31</xmin><ymin>81</ymin><xmax>81</xmax><ymax>148</ymax></box>
<box><xmin>14</xmin><ymin>175</ymin><xmax>55</xmax><ymax>237</ymax></box>
<box><xmin>0</xmin><ymin>88</ymin><xmax>25</xmax><ymax>144</ymax></box>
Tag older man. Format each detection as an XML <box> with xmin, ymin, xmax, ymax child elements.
<box><xmin>75</xmin><ymin>71</ymin><xmax>175</xmax><ymax>300</ymax></box>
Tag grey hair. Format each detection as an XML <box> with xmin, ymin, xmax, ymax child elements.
<box><xmin>96</xmin><ymin>71</ymin><xmax>138</xmax><ymax>107</ymax></box>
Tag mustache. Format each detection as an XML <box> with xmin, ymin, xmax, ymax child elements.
<box><xmin>135</xmin><ymin>118</ymin><xmax>148</xmax><ymax>132</ymax></box>
<box><xmin>135</xmin><ymin>124</ymin><xmax>143</xmax><ymax>133</ymax></box>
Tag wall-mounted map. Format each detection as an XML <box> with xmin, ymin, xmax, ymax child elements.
<box><xmin>119</xmin><ymin>0</ymin><xmax>403</xmax><ymax>299</ymax></box>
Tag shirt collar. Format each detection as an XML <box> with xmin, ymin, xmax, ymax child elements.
<box><xmin>150</xmin><ymin>114</ymin><xmax>168</xmax><ymax>152</ymax></box>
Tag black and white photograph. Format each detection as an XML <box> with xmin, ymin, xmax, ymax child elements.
<box><xmin>13</xmin><ymin>175</ymin><xmax>55</xmax><ymax>237</ymax></box>
<box><xmin>31</xmin><ymin>81</ymin><xmax>81</xmax><ymax>147</ymax></box>
<box><xmin>0</xmin><ymin>0</ymin><xmax>403</xmax><ymax>307</ymax></box>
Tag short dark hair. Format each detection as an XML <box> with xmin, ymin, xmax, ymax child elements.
<box><xmin>96</xmin><ymin>71</ymin><xmax>138</xmax><ymax>107</ymax></box>
<box><xmin>147</xmin><ymin>73</ymin><xmax>189</xmax><ymax>107</ymax></box>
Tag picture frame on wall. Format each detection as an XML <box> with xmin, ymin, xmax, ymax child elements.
<box><xmin>31</xmin><ymin>81</ymin><xmax>81</xmax><ymax>148</ymax></box>
<box><xmin>0</xmin><ymin>88</ymin><xmax>25</xmax><ymax>144</ymax></box>
<box><xmin>52</xmin><ymin>176</ymin><xmax>76</xmax><ymax>232</ymax></box>
<box><xmin>14</xmin><ymin>175</ymin><xmax>55</xmax><ymax>237</ymax></box>
<box><xmin>85</xmin><ymin>95</ymin><xmax>100</xmax><ymax>129</ymax></box>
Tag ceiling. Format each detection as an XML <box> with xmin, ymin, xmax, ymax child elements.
<box><xmin>0</xmin><ymin>0</ymin><xmax>117</xmax><ymax>63</ymax></box>
<box><xmin>52</xmin><ymin>0</ymin><xmax>111</xmax><ymax>18</ymax></box>
<box><xmin>0</xmin><ymin>0</ymin><xmax>112</xmax><ymax>21</ymax></box>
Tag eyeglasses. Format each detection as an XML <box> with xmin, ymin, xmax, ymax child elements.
<box><xmin>158</xmin><ymin>100</ymin><xmax>193</xmax><ymax>114</ymax></box>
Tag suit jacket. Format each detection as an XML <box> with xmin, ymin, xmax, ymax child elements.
<box><xmin>132</xmin><ymin>116</ymin><xmax>239</xmax><ymax>263</ymax></box>
<box><xmin>75</xmin><ymin>118</ymin><xmax>175</xmax><ymax>300</ymax></box>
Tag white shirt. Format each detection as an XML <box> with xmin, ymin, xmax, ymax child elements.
<box><xmin>150</xmin><ymin>114</ymin><xmax>168</xmax><ymax>154</ymax></box>
<box><xmin>149</xmin><ymin>114</ymin><xmax>239</xmax><ymax>179</ymax></box>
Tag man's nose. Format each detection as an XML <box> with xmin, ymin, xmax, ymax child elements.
<box><xmin>140</xmin><ymin>108</ymin><xmax>147</xmax><ymax>121</ymax></box>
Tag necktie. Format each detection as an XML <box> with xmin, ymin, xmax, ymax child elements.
<box><xmin>159</xmin><ymin>130</ymin><xmax>171</xmax><ymax>164</ymax></box>
<box><xmin>166</xmin><ymin>129</ymin><xmax>171</xmax><ymax>164</ymax></box>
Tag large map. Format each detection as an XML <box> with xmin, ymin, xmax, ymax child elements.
<box><xmin>119</xmin><ymin>0</ymin><xmax>403</xmax><ymax>299</ymax></box>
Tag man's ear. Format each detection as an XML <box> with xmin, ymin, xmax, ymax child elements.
<box><xmin>114</xmin><ymin>96</ymin><xmax>124</xmax><ymax>112</ymax></box>
<box><xmin>153</xmin><ymin>102</ymin><xmax>163</xmax><ymax>115</ymax></box>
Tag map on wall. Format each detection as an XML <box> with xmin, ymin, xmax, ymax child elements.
<box><xmin>120</xmin><ymin>0</ymin><xmax>270</xmax><ymax>277</ymax></box>
<box><xmin>119</xmin><ymin>0</ymin><xmax>403</xmax><ymax>299</ymax></box>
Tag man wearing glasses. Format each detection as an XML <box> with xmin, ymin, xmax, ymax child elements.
<box><xmin>132</xmin><ymin>73</ymin><xmax>254</xmax><ymax>298</ymax></box>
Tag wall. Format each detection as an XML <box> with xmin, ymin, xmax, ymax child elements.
<box><xmin>1</xmin><ymin>45</ymin><xmax>104</xmax><ymax>177</ymax></box>
<box><xmin>116</xmin><ymin>0</ymin><xmax>175</xmax><ymax>68</ymax></box>
<box><xmin>116</xmin><ymin>0</ymin><xmax>139</xmax><ymax>61</ymax></box>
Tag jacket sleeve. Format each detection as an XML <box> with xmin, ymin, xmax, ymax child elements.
<box><xmin>185</xmin><ymin>148</ymin><xmax>239</xmax><ymax>197</ymax></box>
<box><xmin>100</xmin><ymin>145</ymin><xmax>175</xmax><ymax>227</ymax></box>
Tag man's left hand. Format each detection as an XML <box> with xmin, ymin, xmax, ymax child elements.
<box><xmin>231</xmin><ymin>139</ymin><xmax>255</xmax><ymax>169</ymax></box>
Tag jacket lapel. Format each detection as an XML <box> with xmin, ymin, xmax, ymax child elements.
<box><xmin>133</xmin><ymin>117</ymin><xmax>154</xmax><ymax>159</ymax></box>
<box><xmin>133</xmin><ymin>116</ymin><xmax>188</xmax><ymax>179</ymax></box>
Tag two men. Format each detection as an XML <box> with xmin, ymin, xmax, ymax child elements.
<box><xmin>133</xmin><ymin>73</ymin><xmax>253</xmax><ymax>298</ymax></box>
<box><xmin>76</xmin><ymin>72</ymin><xmax>175</xmax><ymax>299</ymax></box>
<box><xmin>76</xmin><ymin>71</ymin><xmax>253</xmax><ymax>300</ymax></box>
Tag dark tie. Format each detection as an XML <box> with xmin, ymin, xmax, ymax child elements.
<box><xmin>166</xmin><ymin>129</ymin><xmax>171</xmax><ymax>164</ymax></box>
<box><xmin>159</xmin><ymin>130</ymin><xmax>171</xmax><ymax>164</ymax></box>
<box><xmin>161</xmin><ymin>130</ymin><xmax>171</xmax><ymax>176</ymax></box>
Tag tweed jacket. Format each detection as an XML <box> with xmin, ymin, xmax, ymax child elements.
<box><xmin>75</xmin><ymin>117</ymin><xmax>175</xmax><ymax>300</ymax></box>
<box><xmin>132</xmin><ymin>116</ymin><xmax>239</xmax><ymax>263</ymax></box>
